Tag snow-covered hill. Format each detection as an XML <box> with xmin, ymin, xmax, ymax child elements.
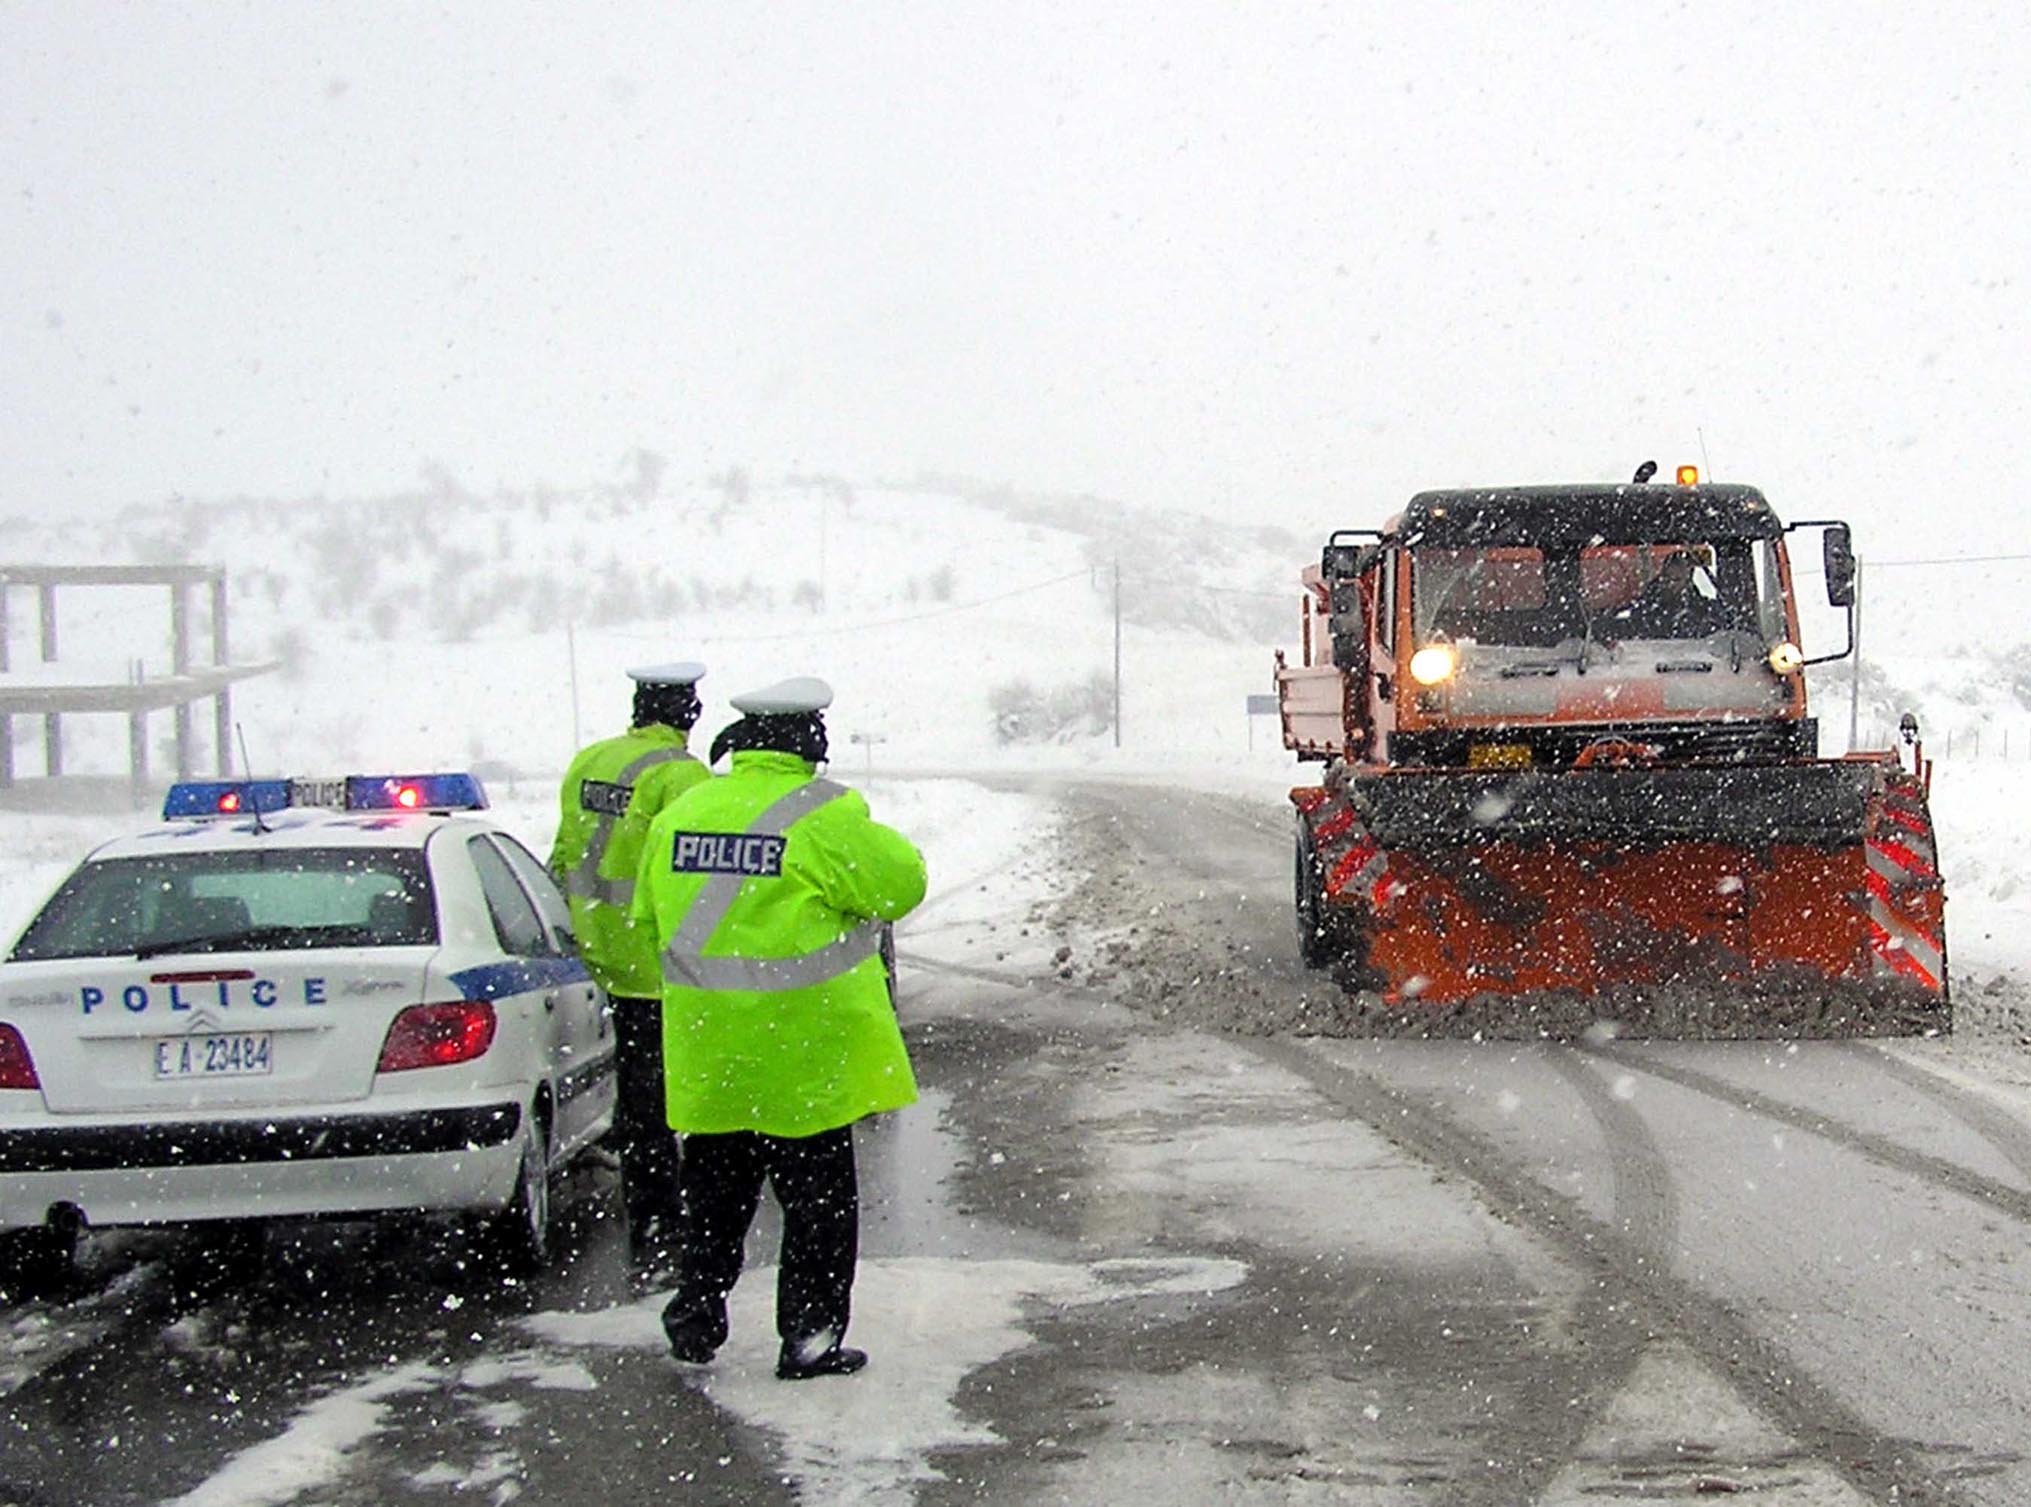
<box><xmin>0</xmin><ymin>475</ymin><xmax>1308</xmax><ymax>781</ymax></box>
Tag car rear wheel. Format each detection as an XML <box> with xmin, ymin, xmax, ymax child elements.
<box><xmin>490</xmin><ymin>1116</ymin><xmax>553</xmax><ymax>1278</ymax></box>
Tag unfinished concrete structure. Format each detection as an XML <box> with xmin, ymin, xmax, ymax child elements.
<box><xmin>0</xmin><ymin>565</ymin><xmax>275</xmax><ymax>790</ymax></box>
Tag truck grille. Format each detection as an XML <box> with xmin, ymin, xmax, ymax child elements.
<box><xmin>1391</xmin><ymin>718</ymin><xmax>1818</xmax><ymax>769</ymax></box>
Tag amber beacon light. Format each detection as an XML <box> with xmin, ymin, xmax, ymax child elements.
<box><xmin>1675</xmin><ymin>464</ymin><xmax>1701</xmax><ymax>485</ymax></box>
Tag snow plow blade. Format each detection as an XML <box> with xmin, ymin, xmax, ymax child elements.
<box><xmin>1294</xmin><ymin>756</ymin><xmax>1948</xmax><ymax>1039</ymax></box>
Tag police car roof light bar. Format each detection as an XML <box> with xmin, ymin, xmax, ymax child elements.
<box><xmin>162</xmin><ymin>772</ymin><xmax>488</xmax><ymax>820</ymax></box>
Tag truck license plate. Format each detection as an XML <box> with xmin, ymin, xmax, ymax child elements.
<box><xmin>154</xmin><ymin>1033</ymin><xmax>274</xmax><ymax>1078</ymax></box>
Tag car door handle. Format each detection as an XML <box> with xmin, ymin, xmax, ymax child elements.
<box><xmin>543</xmin><ymin>991</ymin><xmax>559</xmax><ymax>1013</ymax></box>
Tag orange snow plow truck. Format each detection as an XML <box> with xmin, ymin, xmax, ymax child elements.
<box><xmin>1275</xmin><ymin>468</ymin><xmax>1947</xmax><ymax>1037</ymax></box>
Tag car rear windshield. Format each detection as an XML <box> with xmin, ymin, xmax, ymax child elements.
<box><xmin>8</xmin><ymin>848</ymin><xmax>437</xmax><ymax>962</ymax></box>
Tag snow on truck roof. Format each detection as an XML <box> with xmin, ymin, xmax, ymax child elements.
<box><xmin>1393</xmin><ymin>483</ymin><xmax>1784</xmax><ymax>548</ymax></box>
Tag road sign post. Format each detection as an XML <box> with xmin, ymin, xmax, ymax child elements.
<box><xmin>848</xmin><ymin>730</ymin><xmax>888</xmax><ymax>774</ymax></box>
<box><xmin>1245</xmin><ymin>692</ymin><xmax>1278</xmax><ymax>750</ymax></box>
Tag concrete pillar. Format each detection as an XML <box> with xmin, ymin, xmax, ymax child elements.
<box><xmin>43</xmin><ymin>712</ymin><xmax>61</xmax><ymax>777</ymax></box>
<box><xmin>216</xmin><ymin>687</ymin><xmax>234</xmax><ymax>776</ymax></box>
<box><xmin>129</xmin><ymin>710</ymin><xmax>148</xmax><ymax>794</ymax></box>
<box><xmin>0</xmin><ymin>715</ymin><xmax>12</xmax><ymax>788</ymax></box>
<box><xmin>171</xmin><ymin>582</ymin><xmax>191</xmax><ymax>674</ymax></box>
<box><xmin>37</xmin><ymin>585</ymin><xmax>55</xmax><ymax>662</ymax></box>
<box><xmin>210</xmin><ymin>574</ymin><xmax>229</xmax><ymax>663</ymax></box>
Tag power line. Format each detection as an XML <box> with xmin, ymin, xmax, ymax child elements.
<box><xmin>1865</xmin><ymin>551</ymin><xmax>2031</xmax><ymax>568</ymax></box>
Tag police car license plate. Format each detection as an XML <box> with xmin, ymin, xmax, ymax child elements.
<box><xmin>153</xmin><ymin>1033</ymin><xmax>274</xmax><ymax>1079</ymax></box>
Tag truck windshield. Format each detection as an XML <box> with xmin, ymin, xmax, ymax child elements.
<box><xmin>1413</xmin><ymin>541</ymin><xmax>1765</xmax><ymax>648</ymax></box>
<box><xmin>9</xmin><ymin>848</ymin><xmax>437</xmax><ymax>962</ymax></box>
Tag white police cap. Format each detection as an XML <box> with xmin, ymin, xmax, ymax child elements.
<box><xmin>729</xmin><ymin>676</ymin><xmax>834</xmax><ymax>715</ymax></box>
<box><xmin>626</xmin><ymin>661</ymin><xmax>707</xmax><ymax>686</ymax></box>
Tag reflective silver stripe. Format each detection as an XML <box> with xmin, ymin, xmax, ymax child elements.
<box><xmin>664</xmin><ymin>921</ymin><xmax>883</xmax><ymax>992</ymax></box>
<box><xmin>577</xmin><ymin>872</ymin><xmax>637</xmax><ymax>906</ymax></box>
<box><xmin>667</xmin><ymin>779</ymin><xmax>848</xmax><ymax>952</ymax></box>
<box><xmin>567</xmin><ymin>746</ymin><xmax>697</xmax><ymax>908</ymax></box>
<box><xmin>1869</xmin><ymin>902</ymin><xmax>1945</xmax><ymax>984</ymax></box>
<box><xmin>1348</xmin><ymin>852</ymin><xmax>1388</xmax><ymax>902</ymax></box>
<box><xmin>662</xmin><ymin>779</ymin><xmax>853</xmax><ymax>989</ymax></box>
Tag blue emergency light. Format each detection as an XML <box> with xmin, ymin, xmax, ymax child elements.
<box><xmin>161</xmin><ymin>780</ymin><xmax>293</xmax><ymax>819</ymax></box>
<box><xmin>163</xmin><ymin>772</ymin><xmax>489</xmax><ymax>820</ymax></box>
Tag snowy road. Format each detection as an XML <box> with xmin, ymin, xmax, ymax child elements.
<box><xmin>5</xmin><ymin>776</ymin><xmax>2031</xmax><ymax>1504</ymax></box>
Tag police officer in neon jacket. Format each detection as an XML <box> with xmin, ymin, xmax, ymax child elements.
<box><xmin>631</xmin><ymin>676</ymin><xmax>926</xmax><ymax>1381</ymax></box>
<box><xmin>549</xmin><ymin>661</ymin><xmax>710</xmax><ymax>1257</ymax></box>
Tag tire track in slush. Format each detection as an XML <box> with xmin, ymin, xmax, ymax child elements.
<box><xmin>1246</xmin><ymin>1037</ymin><xmax>1667</xmax><ymax>1504</ymax></box>
<box><xmin>909</xmin><ymin>934</ymin><xmax>1683</xmax><ymax>1502</ymax></box>
<box><xmin>1015</xmin><ymin>777</ymin><xmax>1979</xmax><ymax>1500</ymax></box>
<box><xmin>1852</xmin><ymin>1045</ymin><xmax>2031</xmax><ymax>1190</ymax></box>
<box><xmin>1590</xmin><ymin>1042</ymin><xmax>2031</xmax><ymax>1228</ymax></box>
<box><xmin>1540</xmin><ymin>1047</ymin><xmax>1681</xmax><ymax>1260</ymax></box>
<box><xmin>1251</xmin><ymin>1037</ymin><xmax>1977</xmax><ymax>1506</ymax></box>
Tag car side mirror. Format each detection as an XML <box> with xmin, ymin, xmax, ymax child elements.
<box><xmin>1822</xmin><ymin>524</ymin><xmax>1857</xmax><ymax>607</ymax></box>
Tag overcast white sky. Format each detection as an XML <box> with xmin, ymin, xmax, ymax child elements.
<box><xmin>3</xmin><ymin>2</ymin><xmax>2028</xmax><ymax>552</ymax></box>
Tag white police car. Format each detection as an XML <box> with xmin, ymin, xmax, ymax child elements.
<box><xmin>0</xmin><ymin>773</ymin><xmax>615</xmax><ymax>1282</ymax></box>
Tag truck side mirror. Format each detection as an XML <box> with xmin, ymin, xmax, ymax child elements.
<box><xmin>1322</xmin><ymin>543</ymin><xmax>1362</xmax><ymax>579</ymax></box>
<box><xmin>1328</xmin><ymin>578</ymin><xmax>1368</xmax><ymax>674</ymax></box>
<box><xmin>1822</xmin><ymin>524</ymin><xmax>1857</xmax><ymax>607</ymax></box>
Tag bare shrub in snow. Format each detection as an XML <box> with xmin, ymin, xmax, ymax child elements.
<box><xmin>991</xmin><ymin>673</ymin><xmax>1113</xmax><ymax>744</ymax></box>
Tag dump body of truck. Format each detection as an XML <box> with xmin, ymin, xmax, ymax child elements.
<box><xmin>1276</xmin><ymin>475</ymin><xmax>1947</xmax><ymax>1037</ymax></box>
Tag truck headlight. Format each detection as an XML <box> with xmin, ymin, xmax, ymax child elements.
<box><xmin>1767</xmin><ymin>641</ymin><xmax>1804</xmax><ymax>675</ymax></box>
<box><xmin>1409</xmin><ymin>644</ymin><xmax>1459</xmax><ymax>686</ymax></box>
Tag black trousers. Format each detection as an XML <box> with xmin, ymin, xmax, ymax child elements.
<box><xmin>608</xmin><ymin>995</ymin><xmax>681</xmax><ymax>1237</ymax></box>
<box><xmin>667</xmin><ymin>1126</ymin><xmax>859</xmax><ymax>1348</ymax></box>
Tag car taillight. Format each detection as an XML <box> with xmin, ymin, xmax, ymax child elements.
<box><xmin>0</xmin><ymin>1024</ymin><xmax>39</xmax><ymax>1091</ymax></box>
<box><xmin>376</xmin><ymin>1001</ymin><xmax>496</xmax><ymax>1072</ymax></box>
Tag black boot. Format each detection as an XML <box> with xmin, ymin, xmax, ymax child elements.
<box><xmin>776</xmin><ymin>1341</ymin><xmax>867</xmax><ymax>1381</ymax></box>
<box><xmin>661</xmin><ymin>1302</ymin><xmax>727</xmax><ymax>1364</ymax></box>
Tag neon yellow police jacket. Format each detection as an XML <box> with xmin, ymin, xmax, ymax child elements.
<box><xmin>549</xmin><ymin>725</ymin><xmax>707</xmax><ymax>997</ymax></box>
<box><xmin>631</xmin><ymin>749</ymin><xmax>926</xmax><ymax>1137</ymax></box>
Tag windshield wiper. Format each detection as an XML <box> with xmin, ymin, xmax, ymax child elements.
<box><xmin>134</xmin><ymin>924</ymin><xmax>327</xmax><ymax>960</ymax></box>
<box><xmin>1567</xmin><ymin>611</ymin><xmax>1608</xmax><ymax>676</ymax></box>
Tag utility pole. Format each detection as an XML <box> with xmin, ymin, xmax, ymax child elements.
<box><xmin>566</xmin><ymin>620</ymin><xmax>582</xmax><ymax>751</ymax></box>
<box><xmin>1848</xmin><ymin>558</ymin><xmax>1862</xmax><ymax>753</ymax></box>
<box><xmin>1112</xmin><ymin>557</ymin><xmax>1122</xmax><ymax>749</ymax></box>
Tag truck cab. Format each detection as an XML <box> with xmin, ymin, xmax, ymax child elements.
<box><xmin>1280</xmin><ymin>481</ymin><xmax>1854</xmax><ymax>772</ymax></box>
